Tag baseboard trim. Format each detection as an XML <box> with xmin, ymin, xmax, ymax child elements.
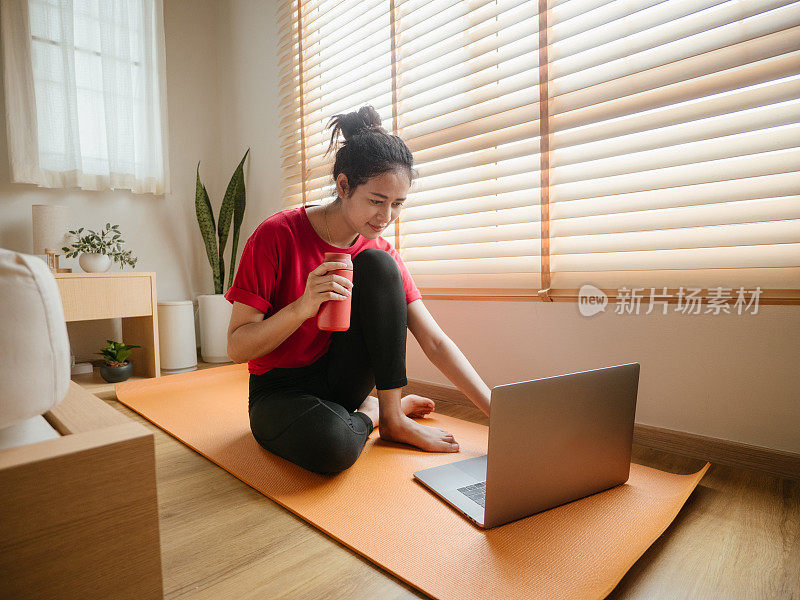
<box><xmin>404</xmin><ymin>379</ymin><xmax>800</xmax><ymax>481</ymax></box>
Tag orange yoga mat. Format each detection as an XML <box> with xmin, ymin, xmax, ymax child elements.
<box><xmin>116</xmin><ymin>364</ymin><xmax>709</xmax><ymax>600</ymax></box>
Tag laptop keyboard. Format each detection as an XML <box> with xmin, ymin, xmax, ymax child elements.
<box><xmin>457</xmin><ymin>481</ymin><xmax>486</xmax><ymax>507</ymax></box>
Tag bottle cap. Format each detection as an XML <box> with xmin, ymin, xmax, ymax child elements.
<box><xmin>324</xmin><ymin>252</ymin><xmax>352</xmax><ymax>268</ymax></box>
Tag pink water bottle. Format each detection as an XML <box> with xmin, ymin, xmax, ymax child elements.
<box><xmin>317</xmin><ymin>252</ymin><xmax>353</xmax><ymax>331</ymax></box>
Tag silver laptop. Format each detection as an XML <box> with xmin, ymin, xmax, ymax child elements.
<box><xmin>413</xmin><ymin>363</ymin><xmax>640</xmax><ymax>529</ymax></box>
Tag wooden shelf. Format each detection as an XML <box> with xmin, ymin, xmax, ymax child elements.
<box><xmin>55</xmin><ymin>271</ymin><xmax>160</xmax><ymax>378</ymax></box>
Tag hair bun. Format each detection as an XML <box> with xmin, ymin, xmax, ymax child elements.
<box><xmin>354</xmin><ymin>106</ymin><xmax>384</xmax><ymax>136</ymax></box>
<box><xmin>324</xmin><ymin>105</ymin><xmax>386</xmax><ymax>155</ymax></box>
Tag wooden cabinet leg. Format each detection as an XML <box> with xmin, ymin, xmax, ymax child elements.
<box><xmin>122</xmin><ymin>316</ymin><xmax>160</xmax><ymax>378</ymax></box>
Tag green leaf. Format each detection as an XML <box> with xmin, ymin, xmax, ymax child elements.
<box><xmin>196</xmin><ymin>161</ymin><xmax>221</xmax><ymax>294</ymax></box>
<box><xmin>217</xmin><ymin>170</ymin><xmax>238</xmax><ymax>291</ymax></box>
<box><xmin>97</xmin><ymin>349</ymin><xmax>116</xmax><ymax>362</ymax></box>
<box><xmin>228</xmin><ymin>148</ymin><xmax>249</xmax><ymax>290</ymax></box>
<box><xmin>97</xmin><ymin>341</ymin><xmax>140</xmax><ymax>362</ymax></box>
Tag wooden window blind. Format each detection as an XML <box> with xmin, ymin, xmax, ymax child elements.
<box><xmin>277</xmin><ymin>0</ymin><xmax>800</xmax><ymax>305</ymax></box>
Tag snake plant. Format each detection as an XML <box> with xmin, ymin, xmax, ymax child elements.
<box><xmin>195</xmin><ymin>148</ymin><xmax>250</xmax><ymax>294</ymax></box>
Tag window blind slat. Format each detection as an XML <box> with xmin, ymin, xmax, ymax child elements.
<box><xmin>281</xmin><ymin>120</ymin><xmax>538</xmax><ymax>179</ymax></box>
<box><xmin>549</xmin><ymin>0</ymin><xmax>792</xmax><ymax>77</ymax></box>
<box><xmin>406</xmin><ymin>205</ymin><xmax>540</xmax><ymax>233</ymax></box>
<box><xmin>278</xmin><ymin>0</ymin><xmax>514</xmax><ymax>91</ymax></box>
<box><xmin>289</xmin><ymin>141</ymin><xmax>539</xmax><ymax>200</ymax></box>
<box><xmin>282</xmin><ymin>101</ymin><xmax>539</xmax><ymax>177</ymax></box>
<box><xmin>551</xmin><ymin>267</ymin><xmax>800</xmax><ymax>290</ymax></box>
<box><xmin>287</xmin><ymin>24</ymin><xmax>537</xmax><ymax>141</ymax></box>
<box><xmin>408</xmin><ymin>256</ymin><xmax>541</xmax><ymax>275</ymax></box>
<box><xmin>548</xmin><ymin>148</ymin><xmax>799</xmax><ymax>204</ymax></box>
<box><xmin>278</xmin><ymin>0</ymin><xmax>386</xmax><ymax>42</ymax></box>
<box><xmin>548</xmin><ymin>0</ymin><xmax>688</xmax><ymax>54</ymax></box>
<box><xmin>551</xmin><ymin>122</ymin><xmax>800</xmax><ymax>186</ymax></box>
<box><xmin>553</xmin><ymin>197</ymin><xmax>800</xmax><ymax>236</ymax></box>
<box><xmin>412</xmin><ymin>272</ymin><xmax>543</xmax><ymax>289</ymax></box>
<box><xmin>550</xmin><ymin>27</ymin><xmax>800</xmax><ymax>121</ymax></box>
<box><xmin>550</xmin><ymin>5</ymin><xmax>800</xmax><ymax>98</ymax></box>
<box><xmin>278</xmin><ymin>0</ymin><xmax>387</xmax><ymax>60</ymax></box>
<box><xmin>552</xmin><ymin>173</ymin><xmax>800</xmax><ymax>218</ymax></box>
<box><xmin>279</xmin><ymin>51</ymin><xmax>800</xmax><ymax>169</ymax></box>
<box><xmin>550</xmin><ymin>244</ymin><xmax>800</xmax><ymax>272</ymax></box>
<box><xmin>550</xmin><ymin>221</ymin><xmax>800</xmax><ymax>255</ymax></box>
<box><xmin>396</xmin><ymin>0</ymin><xmax>536</xmax><ymax>76</ymax></box>
<box><xmin>402</xmin><ymin>240</ymin><xmax>540</xmax><ymax>262</ymax></box>
<box><xmin>552</xmin><ymin>80</ymin><xmax>800</xmax><ymax>160</ymax></box>
<box><xmin>277</xmin><ymin>0</ymin><xmax>800</xmax><ymax>293</ymax></box>
<box><xmin>400</xmin><ymin>221</ymin><xmax>541</xmax><ymax>247</ymax></box>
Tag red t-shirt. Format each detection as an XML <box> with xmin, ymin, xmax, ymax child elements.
<box><xmin>224</xmin><ymin>204</ymin><xmax>422</xmax><ymax>375</ymax></box>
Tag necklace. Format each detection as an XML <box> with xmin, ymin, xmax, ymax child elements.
<box><xmin>324</xmin><ymin>202</ymin><xmax>333</xmax><ymax>245</ymax></box>
<box><xmin>323</xmin><ymin>201</ymin><xmax>358</xmax><ymax>247</ymax></box>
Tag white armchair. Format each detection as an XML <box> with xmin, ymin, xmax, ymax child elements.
<box><xmin>0</xmin><ymin>248</ymin><xmax>163</xmax><ymax>600</ymax></box>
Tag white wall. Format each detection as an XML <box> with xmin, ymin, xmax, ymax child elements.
<box><xmin>217</xmin><ymin>0</ymin><xmax>284</xmax><ymax>240</ymax></box>
<box><xmin>406</xmin><ymin>301</ymin><xmax>800</xmax><ymax>454</ymax></box>
<box><xmin>1</xmin><ymin>1</ymin><xmax>797</xmax><ymax>454</ymax></box>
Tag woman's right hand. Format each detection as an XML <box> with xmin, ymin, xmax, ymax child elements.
<box><xmin>295</xmin><ymin>260</ymin><xmax>353</xmax><ymax>320</ymax></box>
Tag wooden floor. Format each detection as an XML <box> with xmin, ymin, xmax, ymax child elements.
<box><xmin>79</xmin><ymin>366</ymin><xmax>800</xmax><ymax>600</ymax></box>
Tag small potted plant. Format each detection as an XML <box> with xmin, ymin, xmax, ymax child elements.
<box><xmin>62</xmin><ymin>223</ymin><xmax>138</xmax><ymax>273</ymax></box>
<box><xmin>97</xmin><ymin>340</ymin><xmax>141</xmax><ymax>383</ymax></box>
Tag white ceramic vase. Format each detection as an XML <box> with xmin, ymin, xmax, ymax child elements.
<box><xmin>79</xmin><ymin>252</ymin><xmax>111</xmax><ymax>273</ymax></box>
<box><xmin>197</xmin><ymin>294</ymin><xmax>233</xmax><ymax>363</ymax></box>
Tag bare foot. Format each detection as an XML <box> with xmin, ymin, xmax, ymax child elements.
<box><xmin>355</xmin><ymin>394</ymin><xmax>457</xmax><ymax>453</ymax></box>
<box><xmin>400</xmin><ymin>393</ymin><xmax>435</xmax><ymax>418</ymax></box>
<box><xmin>355</xmin><ymin>396</ymin><xmax>379</xmax><ymax>429</ymax></box>
<box><xmin>356</xmin><ymin>393</ymin><xmax>435</xmax><ymax>426</ymax></box>
<box><xmin>380</xmin><ymin>417</ymin><xmax>460</xmax><ymax>453</ymax></box>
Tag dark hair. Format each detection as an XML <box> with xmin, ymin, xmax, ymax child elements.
<box><xmin>324</xmin><ymin>105</ymin><xmax>417</xmax><ymax>199</ymax></box>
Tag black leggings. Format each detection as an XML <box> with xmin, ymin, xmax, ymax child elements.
<box><xmin>248</xmin><ymin>248</ymin><xmax>409</xmax><ymax>475</ymax></box>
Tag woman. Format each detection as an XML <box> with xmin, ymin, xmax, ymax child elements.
<box><xmin>226</xmin><ymin>105</ymin><xmax>491</xmax><ymax>475</ymax></box>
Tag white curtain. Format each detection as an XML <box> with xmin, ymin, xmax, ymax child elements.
<box><xmin>0</xmin><ymin>0</ymin><xmax>170</xmax><ymax>194</ymax></box>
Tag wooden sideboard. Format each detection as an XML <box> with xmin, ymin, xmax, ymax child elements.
<box><xmin>55</xmin><ymin>272</ymin><xmax>161</xmax><ymax>378</ymax></box>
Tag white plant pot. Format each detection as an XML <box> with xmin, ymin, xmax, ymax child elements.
<box><xmin>197</xmin><ymin>294</ymin><xmax>233</xmax><ymax>363</ymax></box>
<box><xmin>79</xmin><ymin>252</ymin><xmax>111</xmax><ymax>273</ymax></box>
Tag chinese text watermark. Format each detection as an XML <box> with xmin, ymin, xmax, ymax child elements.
<box><xmin>578</xmin><ymin>284</ymin><xmax>762</xmax><ymax>317</ymax></box>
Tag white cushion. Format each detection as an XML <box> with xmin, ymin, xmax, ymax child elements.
<box><xmin>0</xmin><ymin>415</ymin><xmax>61</xmax><ymax>451</ymax></box>
<box><xmin>0</xmin><ymin>248</ymin><xmax>70</xmax><ymax>430</ymax></box>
